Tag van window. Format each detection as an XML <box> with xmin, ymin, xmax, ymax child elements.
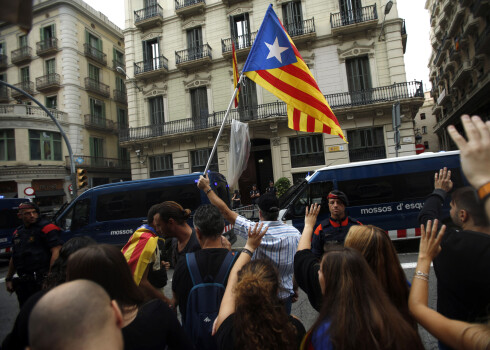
<box><xmin>96</xmin><ymin>184</ymin><xmax>202</xmax><ymax>222</ymax></box>
<box><xmin>287</xmin><ymin>181</ymin><xmax>333</xmax><ymax>218</ymax></box>
<box><xmin>0</xmin><ymin>208</ymin><xmax>22</xmax><ymax>230</ymax></box>
<box><xmin>60</xmin><ymin>198</ymin><xmax>90</xmax><ymax>231</ymax></box>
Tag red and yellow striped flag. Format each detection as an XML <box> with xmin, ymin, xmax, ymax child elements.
<box><xmin>121</xmin><ymin>225</ymin><xmax>159</xmax><ymax>285</ymax></box>
<box><xmin>242</xmin><ymin>5</ymin><xmax>345</xmax><ymax>140</ymax></box>
<box><xmin>232</xmin><ymin>41</ymin><xmax>240</xmax><ymax>108</ymax></box>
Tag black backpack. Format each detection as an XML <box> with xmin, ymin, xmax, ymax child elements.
<box><xmin>184</xmin><ymin>251</ymin><xmax>235</xmax><ymax>350</ymax></box>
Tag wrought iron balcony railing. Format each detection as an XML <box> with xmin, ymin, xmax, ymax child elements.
<box><xmin>134</xmin><ymin>56</ymin><xmax>169</xmax><ymax>75</ymax></box>
<box><xmin>175</xmin><ymin>0</ymin><xmax>205</xmax><ymax>11</ymax></box>
<box><xmin>113</xmin><ymin>89</ymin><xmax>127</xmax><ymax>104</ymax></box>
<box><xmin>330</xmin><ymin>4</ymin><xmax>378</xmax><ymax>28</ymax></box>
<box><xmin>284</xmin><ymin>18</ymin><xmax>316</xmax><ymax>38</ymax></box>
<box><xmin>36</xmin><ymin>73</ymin><xmax>61</xmax><ymax>91</ymax></box>
<box><xmin>84</xmin><ymin>114</ymin><xmax>116</xmax><ymax>131</ymax></box>
<box><xmin>176</xmin><ymin>44</ymin><xmax>212</xmax><ymax>65</ymax></box>
<box><xmin>11</xmin><ymin>46</ymin><xmax>32</xmax><ymax>64</ymax></box>
<box><xmin>0</xmin><ymin>54</ymin><xmax>8</xmax><ymax>70</ymax></box>
<box><xmin>120</xmin><ymin>81</ymin><xmax>423</xmax><ymax>142</ymax></box>
<box><xmin>221</xmin><ymin>31</ymin><xmax>258</xmax><ymax>54</ymax></box>
<box><xmin>84</xmin><ymin>77</ymin><xmax>110</xmax><ymax>98</ymax></box>
<box><xmin>84</xmin><ymin>43</ymin><xmax>107</xmax><ymax>65</ymax></box>
<box><xmin>36</xmin><ymin>38</ymin><xmax>58</xmax><ymax>56</ymax></box>
<box><xmin>66</xmin><ymin>155</ymin><xmax>130</xmax><ymax>170</ymax></box>
<box><xmin>113</xmin><ymin>59</ymin><xmax>125</xmax><ymax>71</ymax></box>
<box><xmin>134</xmin><ymin>4</ymin><xmax>164</xmax><ymax>24</ymax></box>
<box><xmin>12</xmin><ymin>81</ymin><xmax>34</xmax><ymax>97</ymax></box>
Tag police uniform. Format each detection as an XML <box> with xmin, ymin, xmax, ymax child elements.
<box><xmin>311</xmin><ymin>216</ymin><xmax>361</xmax><ymax>258</ymax></box>
<box><xmin>11</xmin><ymin>218</ymin><xmax>62</xmax><ymax>306</ymax></box>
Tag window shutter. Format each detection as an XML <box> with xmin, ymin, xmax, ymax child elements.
<box><xmin>40</xmin><ymin>27</ymin><xmax>44</xmax><ymax>41</ymax></box>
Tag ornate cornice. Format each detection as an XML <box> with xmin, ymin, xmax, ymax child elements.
<box><xmin>337</xmin><ymin>41</ymin><xmax>375</xmax><ymax>62</ymax></box>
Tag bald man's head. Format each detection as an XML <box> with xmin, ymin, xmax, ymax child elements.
<box><xmin>29</xmin><ymin>280</ymin><xmax>123</xmax><ymax>350</ymax></box>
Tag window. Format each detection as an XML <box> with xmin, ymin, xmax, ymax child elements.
<box><xmin>45</xmin><ymin>59</ymin><xmax>55</xmax><ymax>74</ymax></box>
<box><xmin>187</xmin><ymin>27</ymin><xmax>203</xmax><ymax>60</ymax></box>
<box><xmin>289</xmin><ymin>135</ymin><xmax>325</xmax><ymax>168</ymax></box>
<box><xmin>89</xmin><ymin>98</ymin><xmax>105</xmax><ymax>121</ymax></box>
<box><xmin>40</xmin><ymin>24</ymin><xmax>55</xmax><ymax>41</ymax></box>
<box><xmin>339</xmin><ymin>0</ymin><xmax>362</xmax><ymax>25</ymax></box>
<box><xmin>117</xmin><ymin>108</ymin><xmax>128</xmax><ymax>128</ymax></box>
<box><xmin>115</xmin><ymin>76</ymin><xmax>125</xmax><ymax>93</ymax></box>
<box><xmin>113</xmin><ymin>48</ymin><xmax>124</xmax><ymax>67</ymax></box>
<box><xmin>119</xmin><ymin>147</ymin><xmax>129</xmax><ymax>164</ymax></box>
<box><xmin>0</xmin><ymin>42</ymin><xmax>5</xmax><ymax>55</ymax></box>
<box><xmin>424</xmin><ymin>141</ymin><xmax>429</xmax><ymax>149</ymax></box>
<box><xmin>142</xmin><ymin>38</ymin><xmax>160</xmax><ymax>70</ymax></box>
<box><xmin>287</xmin><ymin>181</ymin><xmax>334</xmax><ymax>218</ymax></box>
<box><xmin>86</xmin><ymin>31</ymin><xmax>102</xmax><ymax>51</ymax></box>
<box><xmin>29</xmin><ymin>130</ymin><xmax>62</xmax><ymax>160</ymax></box>
<box><xmin>88</xmin><ymin>64</ymin><xmax>100</xmax><ymax>82</ymax></box>
<box><xmin>239</xmin><ymin>77</ymin><xmax>257</xmax><ymax>109</ymax></box>
<box><xmin>149</xmin><ymin>154</ymin><xmax>174</xmax><ymax>178</ymax></box>
<box><xmin>190</xmin><ymin>87</ymin><xmax>208</xmax><ymax>124</ymax></box>
<box><xmin>282</xmin><ymin>0</ymin><xmax>304</xmax><ymax>36</ymax></box>
<box><xmin>20</xmin><ymin>66</ymin><xmax>29</xmax><ymax>82</ymax></box>
<box><xmin>90</xmin><ymin>137</ymin><xmax>104</xmax><ymax>166</ymax></box>
<box><xmin>191</xmin><ymin>148</ymin><xmax>218</xmax><ymax>173</ymax></box>
<box><xmin>292</xmin><ymin>172</ymin><xmax>311</xmax><ymax>185</ymax></box>
<box><xmin>230</xmin><ymin>13</ymin><xmax>250</xmax><ymax>49</ymax></box>
<box><xmin>347</xmin><ymin>127</ymin><xmax>385</xmax><ymax>162</ymax></box>
<box><xmin>60</xmin><ymin>198</ymin><xmax>90</xmax><ymax>231</ymax></box>
<box><xmin>420</xmin><ymin>113</ymin><xmax>426</xmax><ymax>120</ymax></box>
<box><xmin>346</xmin><ymin>56</ymin><xmax>371</xmax><ymax>92</ymax></box>
<box><xmin>46</xmin><ymin>96</ymin><xmax>57</xmax><ymax>109</ymax></box>
<box><xmin>149</xmin><ymin>96</ymin><xmax>164</xmax><ymax>124</ymax></box>
<box><xmin>19</xmin><ymin>35</ymin><xmax>28</xmax><ymax>48</ymax></box>
<box><xmin>0</xmin><ymin>129</ymin><xmax>15</xmax><ymax>161</ymax></box>
<box><xmin>422</xmin><ymin>126</ymin><xmax>428</xmax><ymax>134</ymax></box>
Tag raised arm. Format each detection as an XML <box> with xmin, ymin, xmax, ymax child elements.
<box><xmin>198</xmin><ymin>174</ymin><xmax>238</xmax><ymax>225</ymax></box>
<box><xmin>418</xmin><ymin>168</ymin><xmax>453</xmax><ymax>226</ymax></box>
<box><xmin>213</xmin><ymin>223</ymin><xmax>267</xmax><ymax>334</ymax></box>
<box><xmin>297</xmin><ymin>204</ymin><xmax>320</xmax><ymax>251</ymax></box>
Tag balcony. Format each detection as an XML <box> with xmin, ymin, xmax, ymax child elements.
<box><xmin>11</xmin><ymin>81</ymin><xmax>34</xmax><ymax>98</ymax></box>
<box><xmin>175</xmin><ymin>44</ymin><xmax>212</xmax><ymax>70</ymax></box>
<box><xmin>120</xmin><ymin>81</ymin><xmax>423</xmax><ymax>142</ymax></box>
<box><xmin>36</xmin><ymin>38</ymin><xmax>58</xmax><ymax>56</ymax></box>
<box><xmin>36</xmin><ymin>73</ymin><xmax>61</xmax><ymax>92</ymax></box>
<box><xmin>448</xmin><ymin>3</ymin><xmax>466</xmax><ymax>36</ymax></box>
<box><xmin>134</xmin><ymin>56</ymin><xmax>169</xmax><ymax>79</ymax></box>
<box><xmin>436</xmin><ymin>88</ymin><xmax>451</xmax><ymax>106</ymax></box>
<box><xmin>175</xmin><ymin>0</ymin><xmax>205</xmax><ymax>18</ymax></box>
<box><xmin>84</xmin><ymin>77</ymin><xmax>110</xmax><ymax>98</ymax></box>
<box><xmin>0</xmin><ymin>55</ymin><xmax>8</xmax><ymax>70</ymax></box>
<box><xmin>330</xmin><ymin>4</ymin><xmax>378</xmax><ymax>34</ymax></box>
<box><xmin>451</xmin><ymin>60</ymin><xmax>472</xmax><ymax>87</ymax></box>
<box><xmin>134</xmin><ymin>4</ymin><xmax>164</xmax><ymax>30</ymax></box>
<box><xmin>0</xmin><ymin>86</ymin><xmax>9</xmax><ymax>103</ymax></box>
<box><xmin>0</xmin><ymin>104</ymin><xmax>68</xmax><ymax>124</ymax></box>
<box><xmin>113</xmin><ymin>59</ymin><xmax>125</xmax><ymax>71</ymax></box>
<box><xmin>84</xmin><ymin>44</ymin><xmax>107</xmax><ymax>66</ymax></box>
<box><xmin>11</xmin><ymin>47</ymin><xmax>32</xmax><ymax>65</ymax></box>
<box><xmin>285</xmin><ymin>18</ymin><xmax>316</xmax><ymax>44</ymax></box>
<box><xmin>66</xmin><ymin>155</ymin><xmax>130</xmax><ymax>170</ymax></box>
<box><xmin>113</xmin><ymin>89</ymin><xmax>127</xmax><ymax>104</ymax></box>
<box><xmin>84</xmin><ymin>114</ymin><xmax>117</xmax><ymax>132</ymax></box>
<box><xmin>221</xmin><ymin>32</ymin><xmax>258</xmax><ymax>58</ymax></box>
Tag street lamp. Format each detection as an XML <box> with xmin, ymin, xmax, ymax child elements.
<box><xmin>378</xmin><ymin>0</ymin><xmax>394</xmax><ymax>41</ymax></box>
<box><xmin>116</xmin><ymin>66</ymin><xmax>143</xmax><ymax>92</ymax></box>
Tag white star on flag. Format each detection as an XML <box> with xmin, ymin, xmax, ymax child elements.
<box><xmin>265</xmin><ymin>37</ymin><xmax>288</xmax><ymax>63</ymax></box>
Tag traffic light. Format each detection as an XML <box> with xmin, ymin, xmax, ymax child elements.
<box><xmin>77</xmin><ymin>168</ymin><xmax>88</xmax><ymax>189</ymax></box>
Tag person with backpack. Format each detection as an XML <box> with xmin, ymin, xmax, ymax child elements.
<box><xmin>172</xmin><ymin>204</ymin><xmax>237</xmax><ymax>350</ymax></box>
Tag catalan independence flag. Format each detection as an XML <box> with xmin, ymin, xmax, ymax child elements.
<box><xmin>122</xmin><ymin>224</ymin><xmax>159</xmax><ymax>286</ymax></box>
<box><xmin>242</xmin><ymin>5</ymin><xmax>345</xmax><ymax>140</ymax></box>
<box><xmin>232</xmin><ymin>41</ymin><xmax>240</xmax><ymax>107</ymax></box>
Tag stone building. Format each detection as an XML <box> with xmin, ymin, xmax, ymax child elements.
<box><xmin>414</xmin><ymin>91</ymin><xmax>440</xmax><ymax>153</ymax></box>
<box><xmin>122</xmin><ymin>0</ymin><xmax>424</xmax><ymax>201</ymax></box>
<box><xmin>425</xmin><ymin>0</ymin><xmax>489</xmax><ymax>150</ymax></box>
<box><xmin>0</xmin><ymin>0</ymin><xmax>130</xmax><ymax>213</ymax></box>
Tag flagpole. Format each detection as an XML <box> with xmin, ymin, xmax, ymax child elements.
<box><xmin>204</xmin><ymin>73</ymin><xmax>245</xmax><ymax>175</ymax></box>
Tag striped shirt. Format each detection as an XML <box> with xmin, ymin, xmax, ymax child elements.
<box><xmin>235</xmin><ymin>215</ymin><xmax>300</xmax><ymax>299</ymax></box>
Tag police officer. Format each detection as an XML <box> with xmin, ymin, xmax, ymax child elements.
<box><xmin>311</xmin><ymin>190</ymin><xmax>361</xmax><ymax>258</ymax></box>
<box><xmin>5</xmin><ymin>202</ymin><xmax>63</xmax><ymax>307</ymax></box>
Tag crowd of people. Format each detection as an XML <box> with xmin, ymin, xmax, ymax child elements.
<box><xmin>2</xmin><ymin>115</ymin><xmax>489</xmax><ymax>350</ymax></box>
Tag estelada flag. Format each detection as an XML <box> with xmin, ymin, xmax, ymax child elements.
<box><xmin>232</xmin><ymin>41</ymin><xmax>240</xmax><ymax>107</ymax></box>
<box><xmin>242</xmin><ymin>4</ymin><xmax>345</xmax><ymax>140</ymax></box>
<box><xmin>122</xmin><ymin>224</ymin><xmax>159</xmax><ymax>285</ymax></box>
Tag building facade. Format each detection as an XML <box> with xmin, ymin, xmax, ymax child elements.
<box><xmin>122</xmin><ymin>0</ymin><xmax>424</xmax><ymax>203</ymax></box>
<box><xmin>414</xmin><ymin>91</ymin><xmax>440</xmax><ymax>153</ymax></box>
<box><xmin>425</xmin><ymin>0</ymin><xmax>489</xmax><ymax>150</ymax></box>
<box><xmin>0</xmin><ymin>0</ymin><xmax>130</xmax><ymax>214</ymax></box>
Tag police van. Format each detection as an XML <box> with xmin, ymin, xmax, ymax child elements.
<box><xmin>279</xmin><ymin>151</ymin><xmax>465</xmax><ymax>240</ymax></box>
<box><xmin>0</xmin><ymin>198</ymin><xmax>30</xmax><ymax>257</ymax></box>
<box><xmin>53</xmin><ymin>172</ymin><xmax>236</xmax><ymax>246</ymax></box>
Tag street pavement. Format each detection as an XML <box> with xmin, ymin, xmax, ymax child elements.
<box><xmin>0</xmin><ymin>241</ymin><xmax>438</xmax><ymax>349</ymax></box>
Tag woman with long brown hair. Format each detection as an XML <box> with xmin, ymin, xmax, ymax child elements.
<box><xmin>303</xmin><ymin>246</ymin><xmax>424</xmax><ymax>349</ymax></box>
<box><xmin>214</xmin><ymin>223</ymin><xmax>305</xmax><ymax>350</ymax></box>
<box><xmin>345</xmin><ymin>225</ymin><xmax>416</xmax><ymax>328</ymax></box>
